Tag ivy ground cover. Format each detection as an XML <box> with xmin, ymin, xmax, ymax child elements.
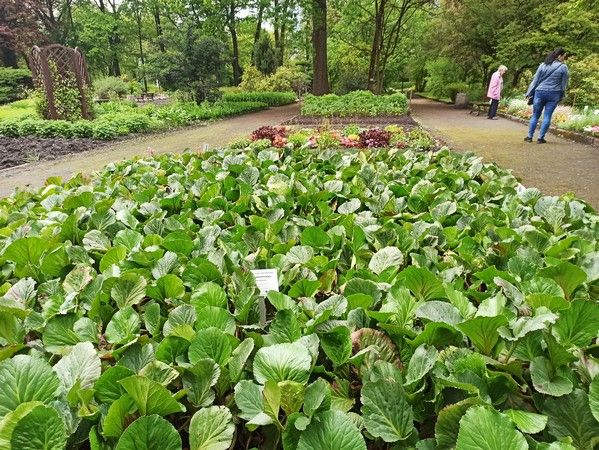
<box><xmin>0</xmin><ymin>138</ymin><xmax>598</xmax><ymax>449</ymax></box>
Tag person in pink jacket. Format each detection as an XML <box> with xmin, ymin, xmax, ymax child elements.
<box><xmin>487</xmin><ymin>65</ymin><xmax>507</xmax><ymax>119</ymax></box>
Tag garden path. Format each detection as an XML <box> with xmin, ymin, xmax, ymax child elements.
<box><xmin>0</xmin><ymin>103</ymin><xmax>300</xmax><ymax>198</ymax></box>
<box><xmin>411</xmin><ymin>97</ymin><xmax>599</xmax><ymax>210</ymax></box>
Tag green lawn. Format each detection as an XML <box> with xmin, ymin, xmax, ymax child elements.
<box><xmin>0</xmin><ymin>99</ymin><xmax>36</xmax><ymax>121</ymax></box>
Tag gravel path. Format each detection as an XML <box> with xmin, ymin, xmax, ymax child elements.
<box><xmin>0</xmin><ymin>103</ymin><xmax>300</xmax><ymax>197</ymax></box>
<box><xmin>411</xmin><ymin>97</ymin><xmax>599</xmax><ymax>210</ymax></box>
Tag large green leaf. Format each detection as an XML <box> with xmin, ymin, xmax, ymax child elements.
<box><xmin>253</xmin><ymin>343</ymin><xmax>312</xmax><ymax>384</ymax></box>
<box><xmin>228</xmin><ymin>338</ymin><xmax>254</xmax><ymax>383</ymax></box>
<box><xmin>183</xmin><ymin>359</ymin><xmax>220</xmax><ymax>407</ymax></box>
<box><xmin>111</xmin><ymin>274</ymin><xmax>147</xmax><ymax>309</ymax></box>
<box><xmin>530</xmin><ymin>356</ymin><xmax>573</xmax><ymax>396</ymax></box>
<box><xmin>189</xmin><ymin>406</ymin><xmax>235</xmax><ymax>450</ymax></box>
<box><xmin>543</xmin><ymin>389</ymin><xmax>599</xmax><ymax>449</ymax></box>
<box><xmin>163</xmin><ymin>231</ymin><xmax>194</xmax><ymax>256</ymax></box>
<box><xmin>319</xmin><ymin>326</ymin><xmax>351</xmax><ymax>366</ymax></box>
<box><xmin>53</xmin><ymin>341</ymin><xmax>101</xmax><ymax>393</ymax></box>
<box><xmin>553</xmin><ymin>300</ymin><xmax>599</xmax><ymax>348</ymax></box>
<box><xmin>435</xmin><ymin>397</ymin><xmax>484</xmax><ymax>449</ymax></box>
<box><xmin>361</xmin><ymin>378</ymin><xmax>413</xmax><ymax>442</ymax></box>
<box><xmin>505</xmin><ymin>409</ymin><xmax>547</xmax><ymax>434</ymax></box>
<box><xmin>457</xmin><ymin>315</ymin><xmax>508</xmax><ymax>355</ymax></box>
<box><xmin>115</xmin><ymin>415</ymin><xmax>182</xmax><ymax>450</ymax></box>
<box><xmin>4</xmin><ymin>403</ymin><xmax>66</xmax><ymax>450</ymax></box>
<box><xmin>397</xmin><ymin>267</ymin><xmax>446</xmax><ymax>301</ymax></box>
<box><xmin>103</xmin><ymin>394</ymin><xmax>137</xmax><ymax>438</ymax></box>
<box><xmin>296</xmin><ymin>410</ymin><xmax>366</xmax><ymax>450</ymax></box>
<box><xmin>539</xmin><ymin>262</ymin><xmax>586</xmax><ymax>300</ymax></box>
<box><xmin>189</xmin><ymin>327</ymin><xmax>232</xmax><ymax>366</ymax></box>
<box><xmin>0</xmin><ymin>355</ymin><xmax>60</xmax><ymax>417</ymax></box>
<box><xmin>3</xmin><ymin>237</ymin><xmax>48</xmax><ymax>280</ymax></box>
<box><xmin>455</xmin><ymin>406</ymin><xmax>527</xmax><ymax>450</ymax></box>
<box><xmin>369</xmin><ymin>247</ymin><xmax>404</xmax><ymax>275</ymax></box>
<box><xmin>119</xmin><ymin>375</ymin><xmax>185</xmax><ymax>416</ymax></box>
<box><xmin>94</xmin><ymin>366</ymin><xmax>135</xmax><ymax>403</ymax></box>
<box><xmin>404</xmin><ymin>344</ymin><xmax>438</xmax><ymax>386</ymax></box>
<box><xmin>105</xmin><ymin>306</ymin><xmax>140</xmax><ymax>345</ymax></box>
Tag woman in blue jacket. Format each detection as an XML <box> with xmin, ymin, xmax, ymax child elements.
<box><xmin>524</xmin><ymin>48</ymin><xmax>569</xmax><ymax>144</ymax></box>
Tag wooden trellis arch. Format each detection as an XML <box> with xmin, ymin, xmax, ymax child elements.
<box><xmin>29</xmin><ymin>44</ymin><xmax>93</xmax><ymax>120</ymax></box>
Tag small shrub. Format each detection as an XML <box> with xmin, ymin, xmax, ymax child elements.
<box><xmin>70</xmin><ymin>121</ymin><xmax>94</xmax><ymax>138</ymax></box>
<box><xmin>94</xmin><ymin>77</ymin><xmax>130</xmax><ymax>99</ymax></box>
<box><xmin>0</xmin><ymin>68</ymin><xmax>33</xmax><ymax>104</ymax></box>
<box><xmin>92</xmin><ymin>121</ymin><xmax>120</xmax><ymax>140</ymax></box>
<box><xmin>229</xmin><ymin>138</ymin><xmax>253</xmax><ymax>149</ymax></box>
<box><xmin>0</xmin><ymin>120</ymin><xmax>21</xmax><ymax>137</ymax></box>
<box><xmin>359</xmin><ymin>128</ymin><xmax>391</xmax><ymax>147</ymax></box>
<box><xmin>446</xmin><ymin>82</ymin><xmax>470</xmax><ymax>102</ymax></box>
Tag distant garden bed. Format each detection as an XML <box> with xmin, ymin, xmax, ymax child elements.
<box><xmin>0</xmin><ymin>100</ymin><xmax>267</xmax><ymax>140</ymax></box>
<box><xmin>221</xmin><ymin>91</ymin><xmax>296</xmax><ymax>106</ymax></box>
<box><xmin>300</xmin><ymin>90</ymin><xmax>409</xmax><ymax>117</ymax></box>
<box><xmin>286</xmin><ymin>114</ymin><xmax>417</xmax><ymax>127</ymax></box>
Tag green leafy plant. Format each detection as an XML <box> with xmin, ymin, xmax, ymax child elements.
<box><xmin>0</xmin><ymin>134</ymin><xmax>597</xmax><ymax>449</ymax></box>
<box><xmin>301</xmin><ymin>91</ymin><xmax>409</xmax><ymax>117</ymax></box>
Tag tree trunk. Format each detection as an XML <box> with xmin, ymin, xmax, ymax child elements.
<box><xmin>311</xmin><ymin>0</ymin><xmax>329</xmax><ymax>95</ymax></box>
<box><xmin>512</xmin><ymin>66</ymin><xmax>525</xmax><ymax>88</ymax></box>
<box><xmin>154</xmin><ymin>5</ymin><xmax>165</xmax><ymax>52</ymax></box>
<box><xmin>253</xmin><ymin>1</ymin><xmax>264</xmax><ymax>49</ymax></box>
<box><xmin>136</xmin><ymin>15</ymin><xmax>148</xmax><ymax>91</ymax></box>
<box><xmin>228</xmin><ymin>4</ymin><xmax>242</xmax><ymax>85</ymax></box>
<box><xmin>367</xmin><ymin>0</ymin><xmax>385</xmax><ymax>93</ymax></box>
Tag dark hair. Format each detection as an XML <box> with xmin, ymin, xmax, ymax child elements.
<box><xmin>544</xmin><ymin>47</ymin><xmax>566</xmax><ymax>65</ymax></box>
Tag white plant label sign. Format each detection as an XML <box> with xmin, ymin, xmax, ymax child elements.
<box><xmin>251</xmin><ymin>269</ymin><xmax>279</xmax><ymax>296</ymax></box>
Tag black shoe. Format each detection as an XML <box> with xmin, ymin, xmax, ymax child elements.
<box><xmin>524</xmin><ymin>137</ymin><xmax>533</xmax><ymax>142</ymax></box>
<box><xmin>537</xmin><ymin>138</ymin><xmax>547</xmax><ymax>144</ymax></box>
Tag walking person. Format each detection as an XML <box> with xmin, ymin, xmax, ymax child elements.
<box><xmin>525</xmin><ymin>48</ymin><xmax>569</xmax><ymax>143</ymax></box>
<box><xmin>487</xmin><ymin>65</ymin><xmax>507</xmax><ymax>119</ymax></box>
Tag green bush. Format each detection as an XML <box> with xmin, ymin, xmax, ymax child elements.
<box><xmin>94</xmin><ymin>77</ymin><xmax>130</xmax><ymax>99</ymax></box>
<box><xmin>221</xmin><ymin>91</ymin><xmax>296</xmax><ymax>106</ymax></box>
<box><xmin>301</xmin><ymin>90</ymin><xmax>409</xmax><ymax>117</ymax></box>
<box><xmin>0</xmin><ymin>100</ymin><xmax>267</xmax><ymax>140</ymax></box>
<box><xmin>240</xmin><ymin>65</ymin><xmax>309</xmax><ymax>93</ymax></box>
<box><xmin>0</xmin><ymin>68</ymin><xmax>33</xmax><ymax>104</ymax></box>
<box><xmin>446</xmin><ymin>82</ymin><xmax>470</xmax><ymax>102</ymax></box>
<box><xmin>425</xmin><ymin>57</ymin><xmax>463</xmax><ymax>98</ymax></box>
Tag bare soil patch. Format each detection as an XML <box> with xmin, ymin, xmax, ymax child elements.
<box><xmin>0</xmin><ymin>137</ymin><xmax>105</xmax><ymax>170</ymax></box>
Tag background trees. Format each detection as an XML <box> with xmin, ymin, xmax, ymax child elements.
<box><xmin>0</xmin><ymin>0</ymin><xmax>597</xmax><ymax>102</ymax></box>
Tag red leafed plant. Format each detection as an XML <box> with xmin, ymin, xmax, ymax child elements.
<box><xmin>359</xmin><ymin>128</ymin><xmax>391</xmax><ymax>148</ymax></box>
<box><xmin>250</xmin><ymin>126</ymin><xmax>288</xmax><ymax>142</ymax></box>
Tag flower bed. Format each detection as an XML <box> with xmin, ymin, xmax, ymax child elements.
<box><xmin>503</xmin><ymin>98</ymin><xmax>599</xmax><ymax>134</ymax></box>
<box><xmin>0</xmin><ymin>130</ymin><xmax>597</xmax><ymax>449</ymax></box>
<box><xmin>236</xmin><ymin>124</ymin><xmax>437</xmax><ymax>151</ymax></box>
<box><xmin>301</xmin><ymin>90</ymin><xmax>409</xmax><ymax>117</ymax></box>
<box><xmin>0</xmin><ymin>100</ymin><xmax>267</xmax><ymax>140</ymax></box>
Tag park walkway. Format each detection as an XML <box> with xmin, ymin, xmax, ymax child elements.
<box><xmin>0</xmin><ymin>103</ymin><xmax>300</xmax><ymax>197</ymax></box>
<box><xmin>411</xmin><ymin>97</ymin><xmax>599</xmax><ymax>210</ymax></box>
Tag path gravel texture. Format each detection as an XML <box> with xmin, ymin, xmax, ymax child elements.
<box><xmin>411</xmin><ymin>97</ymin><xmax>599</xmax><ymax>210</ymax></box>
<box><xmin>0</xmin><ymin>103</ymin><xmax>300</xmax><ymax>198</ymax></box>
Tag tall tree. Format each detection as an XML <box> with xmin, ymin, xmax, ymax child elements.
<box><xmin>1</xmin><ymin>0</ymin><xmax>45</xmax><ymax>67</ymax></box>
<box><xmin>311</xmin><ymin>0</ymin><xmax>329</xmax><ymax>94</ymax></box>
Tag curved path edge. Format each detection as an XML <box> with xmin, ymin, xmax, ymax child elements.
<box><xmin>0</xmin><ymin>103</ymin><xmax>300</xmax><ymax>198</ymax></box>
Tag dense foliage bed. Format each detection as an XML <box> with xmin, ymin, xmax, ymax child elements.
<box><xmin>0</xmin><ymin>139</ymin><xmax>598</xmax><ymax>449</ymax></box>
<box><xmin>301</xmin><ymin>91</ymin><xmax>409</xmax><ymax>117</ymax></box>
<box><xmin>0</xmin><ymin>101</ymin><xmax>267</xmax><ymax>140</ymax></box>
<box><xmin>221</xmin><ymin>91</ymin><xmax>297</xmax><ymax>107</ymax></box>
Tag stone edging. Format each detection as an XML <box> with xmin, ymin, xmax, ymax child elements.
<box><xmin>497</xmin><ymin>112</ymin><xmax>597</xmax><ymax>147</ymax></box>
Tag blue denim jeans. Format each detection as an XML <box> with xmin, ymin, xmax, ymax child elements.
<box><xmin>527</xmin><ymin>90</ymin><xmax>561</xmax><ymax>140</ymax></box>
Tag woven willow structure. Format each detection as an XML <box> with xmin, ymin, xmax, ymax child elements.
<box><xmin>29</xmin><ymin>45</ymin><xmax>93</xmax><ymax>120</ymax></box>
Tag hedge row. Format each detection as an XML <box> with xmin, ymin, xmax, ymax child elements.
<box><xmin>221</xmin><ymin>91</ymin><xmax>297</xmax><ymax>106</ymax></box>
<box><xmin>0</xmin><ymin>68</ymin><xmax>33</xmax><ymax>104</ymax></box>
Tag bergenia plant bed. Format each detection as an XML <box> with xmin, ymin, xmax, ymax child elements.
<box><xmin>286</xmin><ymin>114</ymin><xmax>417</xmax><ymax>127</ymax></box>
<box><xmin>300</xmin><ymin>91</ymin><xmax>410</xmax><ymax>117</ymax></box>
<box><xmin>0</xmin><ymin>139</ymin><xmax>598</xmax><ymax>449</ymax></box>
<box><xmin>0</xmin><ymin>136</ymin><xmax>106</xmax><ymax>170</ymax></box>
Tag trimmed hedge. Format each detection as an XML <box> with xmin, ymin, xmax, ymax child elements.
<box><xmin>221</xmin><ymin>91</ymin><xmax>296</xmax><ymax>106</ymax></box>
<box><xmin>0</xmin><ymin>68</ymin><xmax>33</xmax><ymax>104</ymax></box>
<box><xmin>301</xmin><ymin>90</ymin><xmax>409</xmax><ymax>117</ymax></box>
<box><xmin>0</xmin><ymin>101</ymin><xmax>267</xmax><ymax>140</ymax></box>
